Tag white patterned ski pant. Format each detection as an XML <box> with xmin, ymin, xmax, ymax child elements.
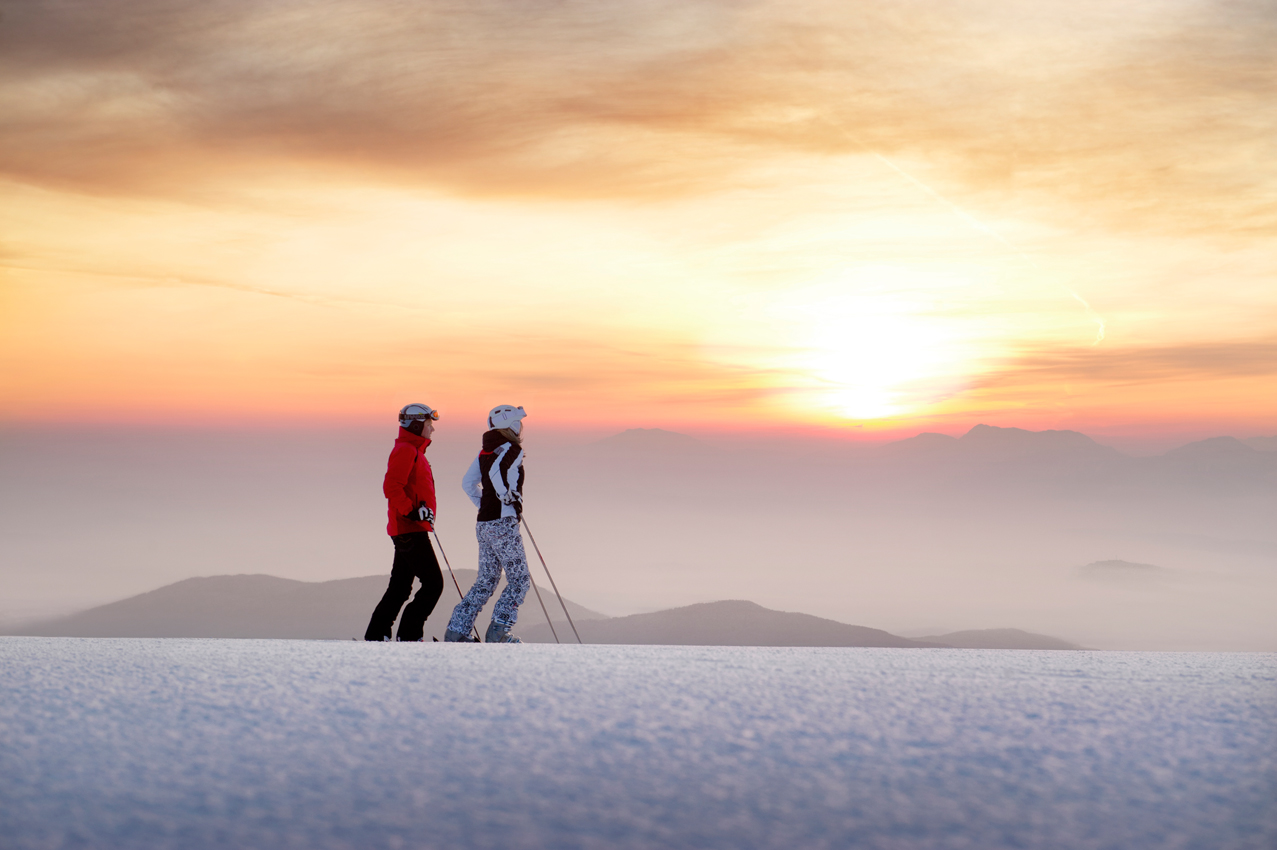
<box><xmin>446</xmin><ymin>516</ymin><xmax>531</xmax><ymax>634</ymax></box>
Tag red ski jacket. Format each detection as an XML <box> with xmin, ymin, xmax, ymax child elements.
<box><xmin>383</xmin><ymin>428</ymin><xmax>437</xmax><ymax>536</ymax></box>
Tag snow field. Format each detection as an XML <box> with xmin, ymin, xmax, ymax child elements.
<box><xmin>1</xmin><ymin>638</ymin><xmax>1274</xmax><ymax>850</ymax></box>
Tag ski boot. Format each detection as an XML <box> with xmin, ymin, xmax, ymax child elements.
<box><xmin>443</xmin><ymin>628</ymin><xmax>479</xmax><ymax>643</ymax></box>
<box><xmin>484</xmin><ymin>619</ymin><xmax>522</xmax><ymax>644</ymax></box>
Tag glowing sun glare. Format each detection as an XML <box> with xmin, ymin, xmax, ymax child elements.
<box><xmin>801</xmin><ymin>304</ymin><xmax>959</xmax><ymax>418</ymax></box>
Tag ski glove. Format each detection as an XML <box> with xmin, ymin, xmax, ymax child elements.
<box><xmin>499</xmin><ymin>489</ymin><xmax>521</xmax><ymax>506</ymax></box>
<box><xmin>409</xmin><ymin>502</ymin><xmax>435</xmax><ymax>525</ymax></box>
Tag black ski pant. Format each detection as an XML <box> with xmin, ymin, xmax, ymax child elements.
<box><xmin>364</xmin><ymin>531</ymin><xmax>444</xmax><ymax>641</ymax></box>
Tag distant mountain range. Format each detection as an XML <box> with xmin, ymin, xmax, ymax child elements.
<box><xmin>914</xmin><ymin>628</ymin><xmax>1083</xmax><ymax>651</ymax></box>
<box><xmin>518</xmin><ymin>600</ymin><xmax>932</xmax><ymax>647</ymax></box>
<box><xmin>589</xmin><ymin>424</ymin><xmax>1277</xmax><ymax>497</ymax></box>
<box><xmin>7</xmin><ymin>575</ymin><xmax>1084</xmax><ymax>649</ymax></box>
<box><xmin>519</xmin><ymin>601</ymin><xmax>1085</xmax><ymax>649</ymax></box>
<box><xmin>881</xmin><ymin>424</ymin><xmax>1120</xmax><ymax>460</ymax></box>
<box><xmin>8</xmin><ymin>572</ymin><xmax>605</xmax><ymax>642</ymax></box>
<box><xmin>870</xmin><ymin>426</ymin><xmax>1277</xmax><ymax>470</ymax></box>
<box><xmin>598</xmin><ymin>424</ymin><xmax>1277</xmax><ymax>460</ymax></box>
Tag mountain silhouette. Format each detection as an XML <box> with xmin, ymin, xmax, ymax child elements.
<box><xmin>8</xmin><ymin>572</ymin><xmax>605</xmax><ymax>640</ymax></box>
<box><xmin>1167</xmin><ymin>436</ymin><xmax>1259</xmax><ymax>458</ymax></box>
<box><xmin>517</xmin><ymin>600</ymin><xmax>936</xmax><ymax>647</ymax></box>
<box><xmin>875</xmin><ymin>424</ymin><xmax>1117</xmax><ymax>461</ymax></box>
<box><xmin>518</xmin><ymin>601</ymin><xmax>1085</xmax><ymax>649</ymax></box>
<box><xmin>1078</xmin><ymin>559</ymin><xmax>1172</xmax><ymax>582</ymax></box>
<box><xmin>1243</xmin><ymin>435</ymin><xmax>1277</xmax><ymax>452</ymax></box>
<box><xmin>916</xmin><ymin>628</ymin><xmax>1085</xmax><ymax>650</ymax></box>
<box><xmin>9</xmin><ymin>573</ymin><xmax>1089</xmax><ymax>650</ymax></box>
<box><xmin>958</xmin><ymin>424</ymin><xmax>1116</xmax><ymax>457</ymax></box>
<box><xmin>1153</xmin><ymin>436</ymin><xmax>1277</xmax><ymax>490</ymax></box>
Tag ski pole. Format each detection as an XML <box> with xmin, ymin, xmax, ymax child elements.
<box><xmin>520</xmin><ymin>515</ymin><xmax>583</xmax><ymax>644</ymax></box>
<box><xmin>431</xmin><ymin>530</ymin><xmax>482</xmax><ymax>643</ymax></box>
<box><xmin>525</xmin><ymin>564</ymin><xmax>560</xmax><ymax>645</ymax></box>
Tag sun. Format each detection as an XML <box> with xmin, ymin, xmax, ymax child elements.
<box><xmin>792</xmin><ymin>294</ymin><xmax>974</xmax><ymax>419</ymax></box>
<box><xmin>708</xmin><ymin>264</ymin><xmax>993</xmax><ymax>424</ymax></box>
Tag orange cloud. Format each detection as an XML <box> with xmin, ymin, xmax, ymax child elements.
<box><xmin>2</xmin><ymin>1</ymin><xmax>1273</xmax><ymax>237</ymax></box>
<box><xmin>2</xmin><ymin>1</ymin><xmax>1274</xmax><ymax>435</ymax></box>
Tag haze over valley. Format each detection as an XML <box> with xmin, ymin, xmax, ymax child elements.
<box><xmin>3</xmin><ymin>423</ymin><xmax>1272</xmax><ymax>651</ymax></box>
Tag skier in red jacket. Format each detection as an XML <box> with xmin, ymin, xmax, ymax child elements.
<box><xmin>363</xmin><ymin>403</ymin><xmax>445</xmax><ymax>641</ymax></box>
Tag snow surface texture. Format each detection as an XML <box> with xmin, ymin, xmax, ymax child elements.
<box><xmin>1</xmin><ymin>639</ymin><xmax>1274</xmax><ymax>850</ymax></box>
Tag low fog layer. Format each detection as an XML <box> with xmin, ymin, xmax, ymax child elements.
<box><xmin>1</xmin><ymin>424</ymin><xmax>1274</xmax><ymax>650</ymax></box>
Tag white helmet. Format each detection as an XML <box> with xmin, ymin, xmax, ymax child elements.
<box><xmin>399</xmin><ymin>403</ymin><xmax>439</xmax><ymax>428</ymax></box>
<box><xmin>488</xmin><ymin>404</ymin><xmax>526</xmax><ymax>434</ymax></box>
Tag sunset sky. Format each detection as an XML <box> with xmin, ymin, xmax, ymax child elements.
<box><xmin>3</xmin><ymin>0</ymin><xmax>1275</xmax><ymax>442</ymax></box>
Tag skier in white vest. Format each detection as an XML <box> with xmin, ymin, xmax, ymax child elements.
<box><xmin>443</xmin><ymin>405</ymin><xmax>531</xmax><ymax>643</ymax></box>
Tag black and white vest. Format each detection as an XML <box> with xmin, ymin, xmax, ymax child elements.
<box><xmin>462</xmin><ymin>430</ymin><xmax>525</xmax><ymax>522</ymax></box>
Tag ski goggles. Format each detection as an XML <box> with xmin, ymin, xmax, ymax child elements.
<box><xmin>399</xmin><ymin>406</ymin><xmax>439</xmax><ymax>421</ymax></box>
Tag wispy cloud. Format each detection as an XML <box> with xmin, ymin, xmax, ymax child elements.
<box><xmin>2</xmin><ymin>0</ymin><xmax>1273</xmax><ymax>235</ymax></box>
<box><xmin>981</xmin><ymin>336</ymin><xmax>1277</xmax><ymax>388</ymax></box>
